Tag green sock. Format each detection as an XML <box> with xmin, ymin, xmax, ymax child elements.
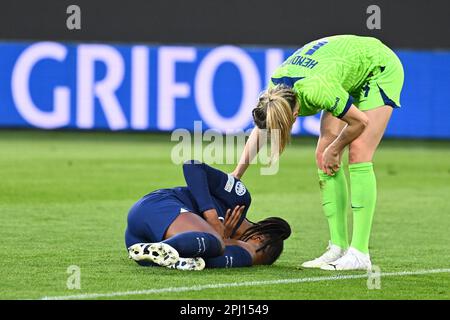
<box><xmin>349</xmin><ymin>162</ymin><xmax>377</xmax><ymax>254</ymax></box>
<box><xmin>318</xmin><ymin>167</ymin><xmax>349</xmax><ymax>249</ymax></box>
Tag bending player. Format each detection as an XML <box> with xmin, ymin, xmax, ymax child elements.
<box><xmin>233</xmin><ymin>35</ymin><xmax>404</xmax><ymax>270</ymax></box>
<box><xmin>125</xmin><ymin>160</ymin><xmax>291</xmax><ymax>270</ymax></box>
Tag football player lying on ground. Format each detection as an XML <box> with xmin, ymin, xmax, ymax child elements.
<box><xmin>125</xmin><ymin>160</ymin><xmax>291</xmax><ymax>270</ymax></box>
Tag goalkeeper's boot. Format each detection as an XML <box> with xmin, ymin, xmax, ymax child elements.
<box><xmin>321</xmin><ymin>247</ymin><xmax>372</xmax><ymax>271</ymax></box>
<box><xmin>128</xmin><ymin>243</ymin><xmax>179</xmax><ymax>267</ymax></box>
<box><xmin>167</xmin><ymin>257</ymin><xmax>206</xmax><ymax>271</ymax></box>
<box><xmin>301</xmin><ymin>241</ymin><xmax>346</xmax><ymax>269</ymax></box>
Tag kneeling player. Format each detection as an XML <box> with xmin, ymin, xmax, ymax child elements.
<box><xmin>125</xmin><ymin>161</ymin><xmax>291</xmax><ymax>270</ymax></box>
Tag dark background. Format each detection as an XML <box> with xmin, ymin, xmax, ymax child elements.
<box><xmin>0</xmin><ymin>0</ymin><xmax>448</xmax><ymax>48</ymax></box>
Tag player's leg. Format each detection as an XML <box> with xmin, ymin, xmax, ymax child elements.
<box><xmin>126</xmin><ymin>230</ymin><xmax>181</xmax><ymax>267</ymax></box>
<box><xmin>302</xmin><ymin>111</ymin><xmax>348</xmax><ymax>268</ymax></box>
<box><xmin>349</xmin><ymin>105</ymin><xmax>392</xmax><ymax>252</ymax></box>
<box><xmin>129</xmin><ymin>212</ymin><xmax>225</xmax><ymax>268</ymax></box>
<box><xmin>165</xmin><ymin>213</ymin><xmax>256</xmax><ymax>270</ymax></box>
<box><xmin>163</xmin><ymin>212</ymin><xmax>225</xmax><ymax>258</ymax></box>
<box><xmin>322</xmin><ymin>48</ymin><xmax>404</xmax><ymax>270</ymax></box>
<box><xmin>203</xmin><ymin>239</ymin><xmax>255</xmax><ymax>269</ymax></box>
<box><xmin>204</xmin><ymin>245</ymin><xmax>253</xmax><ymax>268</ymax></box>
<box><xmin>321</xmin><ymin>105</ymin><xmax>392</xmax><ymax>271</ymax></box>
<box><xmin>126</xmin><ymin>196</ymin><xmax>185</xmax><ymax>267</ymax></box>
<box><xmin>125</xmin><ymin>228</ymin><xmax>159</xmax><ymax>267</ymax></box>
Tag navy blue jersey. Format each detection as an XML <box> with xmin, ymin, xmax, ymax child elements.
<box><xmin>126</xmin><ymin>161</ymin><xmax>252</xmax><ymax>245</ymax></box>
<box><xmin>171</xmin><ymin>161</ymin><xmax>252</xmax><ymax>222</ymax></box>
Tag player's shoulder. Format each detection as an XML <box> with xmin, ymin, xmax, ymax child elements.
<box><xmin>223</xmin><ymin>174</ymin><xmax>250</xmax><ymax>198</ymax></box>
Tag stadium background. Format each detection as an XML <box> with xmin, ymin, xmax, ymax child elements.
<box><xmin>1</xmin><ymin>0</ymin><xmax>449</xmax><ymax>300</ymax></box>
<box><xmin>1</xmin><ymin>0</ymin><xmax>450</xmax><ymax>137</ymax></box>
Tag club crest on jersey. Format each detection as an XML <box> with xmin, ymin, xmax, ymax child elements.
<box><xmin>235</xmin><ymin>181</ymin><xmax>246</xmax><ymax>196</ymax></box>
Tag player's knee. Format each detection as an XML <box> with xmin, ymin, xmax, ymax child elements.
<box><xmin>201</xmin><ymin>232</ymin><xmax>225</xmax><ymax>257</ymax></box>
<box><xmin>360</xmin><ymin>115</ymin><xmax>370</xmax><ymax>130</ymax></box>
<box><xmin>316</xmin><ymin>136</ymin><xmax>336</xmax><ymax>168</ymax></box>
<box><xmin>320</xmin><ymin>128</ymin><xmax>340</xmax><ymax>141</ymax></box>
<box><xmin>349</xmin><ymin>140</ymin><xmax>372</xmax><ymax>163</ymax></box>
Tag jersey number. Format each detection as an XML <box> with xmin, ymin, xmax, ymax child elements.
<box><xmin>305</xmin><ymin>41</ymin><xmax>328</xmax><ymax>56</ymax></box>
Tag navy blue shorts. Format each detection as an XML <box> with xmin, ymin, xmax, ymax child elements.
<box><xmin>125</xmin><ymin>189</ymin><xmax>187</xmax><ymax>249</ymax></box>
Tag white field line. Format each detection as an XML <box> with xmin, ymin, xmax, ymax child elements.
<box><xmin>41</xmin><ymin>268</ymin><xmax>450</xmax><ymax>300</ymax></box>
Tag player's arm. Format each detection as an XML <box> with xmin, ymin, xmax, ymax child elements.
<box><xmin>233</xmin><ymin>80</ymin><xmax>279</xmax><ymax>179</ymax></box>
<box><xmin>232</xmin><ymin>126</ymin><xmax>266</xmax><ymax>179</ymax></box>
<box><xmin>182</xmin><ymin>160</ymin><xmax>225</xmax><ymax>238</ymax></box>
<box><xmin>322</xmin><ymin>105</ymin><xmax>369</xmax><ymax>175</ymax></box>
<box><xmin>309</xmin><ymin>81</ymin><xmax>369</xmax><ymax>176</ymax></box>
<box><xmin>183</xmin><ymin>161</ymin><xmax>251</xmax><ymax>236</ymax></box>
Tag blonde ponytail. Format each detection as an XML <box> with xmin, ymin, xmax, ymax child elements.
<box><xmin>252</xmin><ymin>85</ymin><xmax>298</xmax><ymax>157</ymax></box>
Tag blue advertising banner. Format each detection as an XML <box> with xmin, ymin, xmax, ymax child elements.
<box><xmin>0</xmin><ymin>41</ymin><xmax>449</xmax><ymax>138</ymax></box>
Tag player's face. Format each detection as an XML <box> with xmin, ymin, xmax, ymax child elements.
<box><xmin>245</xmin><ymin>234</ymin><xmax>266</xmax><ymax>247</ymax></box>
<box><xmin>245</xmin><ymin>234</ymin><xmax>270</xmax><ymax>265</ymax></box>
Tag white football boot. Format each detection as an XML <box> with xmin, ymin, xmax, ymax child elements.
<box><xmin>320</xmin><ymin>247</ymin><xmax>372</xmax><ymax>271</ymax></box>
<box><xmin>167</xmin><ymin>257</ymin><xmax>206</xmax><ymax>271</ymax></box>
<box><xmin>128</xmin><ymin>243</ymin><xmax>179</xmax><ymax>267</ymax></box>
<box><xmin>301</xmin><ymin>241</ymin><xmax>346</xmax><ymax>269</ymax></box>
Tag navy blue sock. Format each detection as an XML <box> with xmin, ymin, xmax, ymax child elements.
<box><xmin>162</xmin><ymin>232</ymin><xmax>223</xmax><ymax>258</ymax></box>
<box><xmin>205</xmin><ymin>245</ymin><xmax>253</xmax><ymax>268</ymax></box>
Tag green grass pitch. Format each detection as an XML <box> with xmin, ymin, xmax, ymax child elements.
<box><xmin>0</xmin><ymin>130</ymin><xmax>449</xmax><ymax>300</ymax></box>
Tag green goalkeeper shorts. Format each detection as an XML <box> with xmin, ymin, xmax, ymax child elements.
<box><xmin>352</xmin><ymin>46</ymin><xmax>405</xmax><ymax>111</ymax></box>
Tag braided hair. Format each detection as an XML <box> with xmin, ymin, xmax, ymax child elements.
<box><xmin>239</xmin><ymin>217</ymin><xmax>291</xmax><ymax>265</ymax></box>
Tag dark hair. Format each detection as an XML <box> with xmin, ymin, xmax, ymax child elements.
<box><xmin>239</xmin><ymin>217</ymin><xmax>291</xmax><ymax>265</ymax></box>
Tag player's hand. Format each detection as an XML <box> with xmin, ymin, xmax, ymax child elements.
<box><xmin>322</xmin><ymin>146</ymin><xmax>340</xmax><ymax>176</ymax></box>
<box><xmin>224</xmin><ymin>205</ymin><xmax>245</xmax><ymax>239</ymax></box>
<box><xmin>203</xmin><ymin>208</ymin><xmax>225</xmax><ymax>239</ymax></box>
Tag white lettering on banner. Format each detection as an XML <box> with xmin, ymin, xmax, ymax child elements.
<box><xmin>9</xmin><ymin>42</ymin><xmax>318</xmax><ymax>136</ymax></box>
<box><xmin>76</xmin><ymin>44</ymin><xmax>127</xmax><ymax>130</ymax></box>
<box><xmin>12</xmin><ymin>42</ymin><xmax>70</xmax><ymax>129</ymax></box>
<box><xmin>131</xmin><ymin>46</ymin><xmax>149</xmax><ymax>130</ymax></box>
<box><xmin>195</xmin><ymin>46</ymin><xmax>260</xmax><ymax>132</ymax></box>
<box><xmin>158</xmin><ymin>47</ymin><xmax>196</xmax><ymax>130</ymax></box>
